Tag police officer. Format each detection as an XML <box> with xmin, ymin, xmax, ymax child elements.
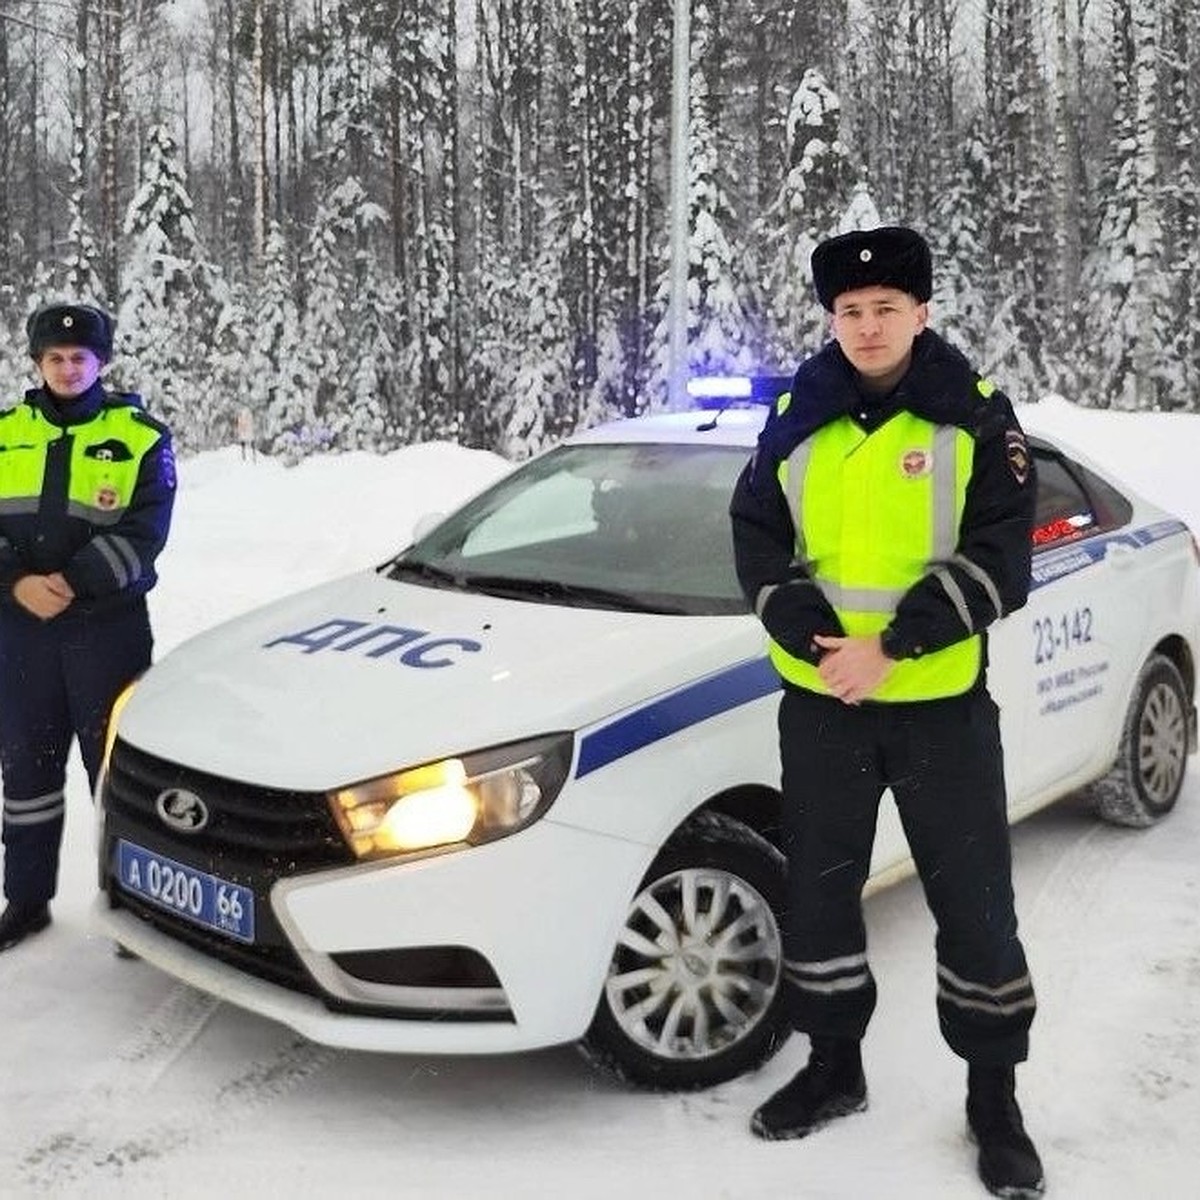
<box><xmin>0</xmin><ymin>303</ymin><xmax>176</xmax><ymax>951</ymax></box>
<box><xmin>730</xmin><ymin>228</ymin><xmax>1043</xmax><ymax>1197</ymax></box>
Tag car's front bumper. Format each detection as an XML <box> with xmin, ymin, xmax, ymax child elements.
<box><xmin>94</xmin><ymin>815</ymin><xmax>651</xmax><ymax>1054</ymax></box>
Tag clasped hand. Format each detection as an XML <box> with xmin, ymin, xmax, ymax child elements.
<box><xmin>13</xmin><ymin>573</ymin><xmax>75</xmax><ymax>620</ymax></box>
<box><xmin>813</xmin><ymin>633</ymin><xmax>894</xmax><ymax>705</ymax></box>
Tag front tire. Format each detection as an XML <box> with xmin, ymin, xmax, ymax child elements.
<box><xmin>580</xmin><ymin>810</ymin><xmax>788</xmax><ymax>1091</ymax></box>
<box><xmin>1090</xmin><ymin>653</ymin><xmax>1190</xmax><ymax>827</ymax></box>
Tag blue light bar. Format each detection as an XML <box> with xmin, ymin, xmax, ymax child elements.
<box><xmin>686</xmin><ymin>373</ymin><xmax>792</xmax><ymax>409</ymax></box>
<box><xmin>687</xmin><ymin>375</ymin><xmax>753</xmax><ymax>399</ymax></box>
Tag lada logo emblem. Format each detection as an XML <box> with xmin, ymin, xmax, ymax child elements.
<box><xmin>155</xmin><ymin>788</ymin><xmax>209</xmax><ymax>834</ymax></box>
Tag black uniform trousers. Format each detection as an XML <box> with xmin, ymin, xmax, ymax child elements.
<box><xmin>0</xmin><ymin>601</ymin><xmax>152</xmax><ymax>906</ymax></box>
<box><xmin>778</xmin><ymin>684</ymin><xmax>1036</xmax><ymax>1066</ymax></box>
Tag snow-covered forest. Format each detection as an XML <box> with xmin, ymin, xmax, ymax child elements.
<box><xmin>0</xmin><ymin>1</ymin><xmax>1194</xmax><ymax>459</ymax></box>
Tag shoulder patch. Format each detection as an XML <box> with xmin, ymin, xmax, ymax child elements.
<box><xmin>976</xmin><ymin>378</ymin><xmax>996</xmax><ymax>399</ymax></box>
<box><xmin>1005</xmin><ymin>428</ymin><xmax>1030</xmax><ymax>485</ymax></box>
<box><xmin>130</xmin><ymin>407</ymin><xmax>171</xmax><ymax>437</ymax></box>
<box><xmin>157</xmin><ymin>438</ymin><xmax>178</xmax><ymax>489</ymax></box>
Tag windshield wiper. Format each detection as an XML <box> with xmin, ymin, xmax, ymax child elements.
<box><xmin>384</xmin><ymin>559</ymin><xmax>466</xmax><ymax>589</ymax></box>
<box><xmin>387</xmin><ymin>560</ymin><xmax>684</xmax><ymax>613</ymax></box>
<box><xmin>453</xmin><ymin>573</ymin><xmax>685</xmax><ymax>614</ymax></box>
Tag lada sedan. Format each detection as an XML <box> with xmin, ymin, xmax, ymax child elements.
<box><xmin>94</xmin><ymin>401</ymin><xmax>1200</xmax><ymax>1090</ymax></box>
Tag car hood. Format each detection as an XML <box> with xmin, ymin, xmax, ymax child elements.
<box><xmin>118</xmin><ymin>569</ymin><xmax>763</xmax><ymax>790</ymax></box>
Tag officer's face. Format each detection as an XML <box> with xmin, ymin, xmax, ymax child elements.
<box><xmin>830</xmin><ymin>286</ymin><xmax>928</xmax><ymax>390</ymax></box>
<box><xmin>37</xmin><ymin>345</ymin><xmax>104</xmax><ymax>400</ymax></box>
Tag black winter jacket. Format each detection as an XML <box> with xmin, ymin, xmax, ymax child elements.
<box><xmin>729</xmin><ymin>329</ymin><xmax>1036</xmax><ymax>676</ymax></box>
<box><xmin>0</xmin><ymin>382</ymin><xmax>176</xmax><ymax>618</ymax></box>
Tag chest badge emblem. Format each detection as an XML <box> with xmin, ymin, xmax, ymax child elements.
<box><xmin>900</xmin><ymin>449</ymin><xmax>931</xmax><ymax>478</ymax></box>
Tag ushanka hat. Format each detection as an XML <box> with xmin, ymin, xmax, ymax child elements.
<box><xmin>811</xmin><ymin>226</ymin><xmax>933</xmax><ymax>310</ymax></box>
<box><xmin>27</xmin><ymin>303</ymin><xmax>115</xmax><ymax>362</ymax></box>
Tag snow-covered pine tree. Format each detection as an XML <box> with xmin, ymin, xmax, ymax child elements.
<box><xmin>753</xmin><ymin>68</ymin><xmax>855</xmax><ymax>367</ymax></box>
<box><xmin>280</xmin><ymin>203</ymin><xmax>342</xmax><ymax>462</ymax></box>
<box><xmin>646</xmin><ymin>1</ymin><xmax>757</xmax><ymax>406</ymax></box>
<box><xmin>555</xmin><ymin>0</ymin><xmax>658</xmax><ymax>418</ymax></box>
<box><xmin>115</xmin><ymin>123</ymin><xmax>220</xmax><ymax>447</ymax></box>
<box><xmin>1161</xmin><ymin>0</ymin><xmax>1200</xmax><ymax>407</ymax></box>
<box><xmin>981</xmin><ymin>0</ymin><xmax>1054</xmax><ymax>391</ymax></box>
<box><xmin>338</xmin><ymin>270</ymin><xmax>396</xmax><ymax>453</ymax></box>
<box><xmin>1082</xmin><ymin>0</ymin><xmax>1170</xmax><ymax>410</ymax></box>
<box><xmin>609</xmin><ymin>0</ymin><xmax>670</xmax><ymax>418</ymax></box>
<box><xmin>282</xmin><ymin>177</ymin><xmax>387</xmax><ymax>461</ymax></box>
<box><xmin>241</xmin><ymin>222</ymin><xmax>302</xmax><ymax>455</ymax></box>
<box><xmin>207</xmin><ymin>282</ymin><xmax>253</xmax><ymax>449</ymax></box>
<box><xmin>64</xmin><ymin>44</ymin><xmax>104</xmax><ymax>306</ymax></box>
<box><xmin>396</xmin><ymin>0</ymin><xmax>459</xmax><ymax>439</ymax></box>
<box><xmin>500</xmin><ymin>245</ymin><xmax>577</xmax><ymax>458</ymax></box>
<box><xmin>1048</xmin><ymin>0</ymin><xmax>1085</xmax><ymax>392</ymax></box>
<box><xmin>928</xmin><ymin>123</ymin><xmax>992</xmax><ymax>369</ymax></box>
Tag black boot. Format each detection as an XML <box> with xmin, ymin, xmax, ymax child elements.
<box><xmin>750</xmin><ymin>1036</ymin><xmax>867</xmax><ymax>1140</ymax></box>
<box><xmin>0</xmin><ymin>902</ymin><xmax>51</xmax><ymax>952</ymax></box>
<box><xmin>966</xmin><ymin>1064</ymin><xmax>1045</xmax><ymax>1197</ymax></box>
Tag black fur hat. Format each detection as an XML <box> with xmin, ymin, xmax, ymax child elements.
<box><xmin>811</xmin><ymin>226</ymin><xmax>933</xmax><ymax>311</ymax></box>
<box><xmin>27</xmin><ymin>303</ymin><xmax>115</xmax><ymax>362</ymax></box>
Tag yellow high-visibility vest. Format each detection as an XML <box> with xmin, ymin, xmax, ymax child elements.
<box><xmin>0</xmin><ymin>402</ymin><xmax>163</xmax><ymax>526</ymax></box>
<box><xmin>768</xmin><ymin>411</ymin><xmax>981</xmax><ymax>700</ymax></box>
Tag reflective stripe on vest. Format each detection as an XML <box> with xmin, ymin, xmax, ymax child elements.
<box><xmin>0</xmin><ymin>404</ymin><xmax>161</xmax><ymax>527</ymax></box>
<box><xmin>769</xmin><ymin>412</ymin><xmax>981</xmax><ymax>701</ymax></box>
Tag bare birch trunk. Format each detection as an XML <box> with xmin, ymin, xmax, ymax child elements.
<box><xmin>1053</xmin><ymin>0</ymin><xmax>1083</xmax><ymax>339</ymax></box>
<box><xmin>253</xmin><ymin>0</ymin><xmax>268</xmax><ymax>265</ymax></box>
<box><xmin>99</xmin><ymin>0</ymin><xmax>125</xmax><ymax>300</ymax></box>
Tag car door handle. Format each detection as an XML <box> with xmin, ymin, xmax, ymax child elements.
<box><xmin>1105</xmin><ymin>542</ymin><xmax>1136</xmax><ymax>568</ymax></box>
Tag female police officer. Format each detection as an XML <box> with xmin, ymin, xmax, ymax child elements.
<box><xmin>730</xmin><ymin>228</ymin><xmax>1043</xmax><ymax>1197</ymax></box>
<box><xmin>0</xmin><ymin>303</ymin><xmax>175</xmax><ymax>950</ymax></box>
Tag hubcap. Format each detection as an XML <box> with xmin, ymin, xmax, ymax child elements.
<box><xmin>604</xmin><ymin>867</ymin><xmax>781</xmax><ymax>1062</ymax></box>
<box><xmin>1137</xmin><ymin>681</ymin><xmax>1186</xmax><ymax>808</ymax></box>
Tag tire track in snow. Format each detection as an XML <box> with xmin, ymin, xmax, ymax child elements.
<box><xmin>1018</xmin><ymin>806</ymin><xmax>1139</xmax><ymax>987</ymax></box>
<box><xmin>16</xmin><ymin>982</ymin><xmax>335</xmax><ymax>1193</ymax></box>
<box><xmin>1016</xmin><ymin>796</ymin><xmax>1200</xmax><ymax>1131</ymax></box>
<box><xmin>17</xmin><ymin>984</ymin><xmax>220</xmax><ymax>1191</ymax></box>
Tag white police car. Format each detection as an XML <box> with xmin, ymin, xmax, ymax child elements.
<box><xmin>94</xmin><ymin>383</ymin><xmax>1200</xmax><ymax>1090</ymax></box>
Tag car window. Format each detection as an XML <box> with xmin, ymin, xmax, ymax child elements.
<box><xmin>1030</xmin><ymin>443</ymin><xmax>1133</xmax><ymax>552</ymax></box>
<box><xmin>397</xmin><ymin>443</ymin><xmax>752</xmax><ymax>615</ymax></box>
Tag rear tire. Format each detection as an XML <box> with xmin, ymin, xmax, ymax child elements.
<box><xmin>579</xmin><ymin>810</ymin><xmax>788</xmax><ymax>1091</ymax></box>
<box><xmin>1089</xmin><ymin>653</ymin><xmax>1190</xmax><ymax>828</ymax></box>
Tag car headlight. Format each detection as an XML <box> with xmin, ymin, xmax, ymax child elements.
<box><xmin>328</xmin><ymin>733</ymin><xmax>573</xmax><ymax>860</ymax></box>
<box><xmin>103</xmin><ymin>680</ymin><xmax>139</xmax><ymax>771</ymax></box>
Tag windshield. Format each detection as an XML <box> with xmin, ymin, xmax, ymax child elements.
<box><xmin>386</xmin><ymin>442</ymin><xmax>751</xmax><ymax>615</ymax></box>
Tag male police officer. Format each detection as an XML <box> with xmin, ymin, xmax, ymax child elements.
<box><xmin>730</xmin><ymin>228</ymin><xmax>1043</xmax><ymax>1197</ymax></box>
<box><xmin>0</xmin><ymin>303</ymin><xmax>175</xmax><ymax>951</ymax></box>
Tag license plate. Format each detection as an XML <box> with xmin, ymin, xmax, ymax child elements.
<box><xmin>117</xmin><ymin>839</ymin><xmax>256</xmax><ymax>943</ymax></box>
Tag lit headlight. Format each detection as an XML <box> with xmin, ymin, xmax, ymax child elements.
<box><xmin>328</xmin><ymin>733</ymin><xmax>573</xmax><ymax>860</ymax></box>
<box><xmin>103</xmin><ymin>680</ymin><xmax>139</xmax><ymax>770</ymax></box>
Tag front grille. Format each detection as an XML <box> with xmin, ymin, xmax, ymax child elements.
<box><xmin>104</xmin><ymin>738</ymin><xmax>351</xmax><ymax>873</ymax></box>
<box><xmin>102</xmin><ymin>737</ymin><xmax>353</xmax><ymax>997</ymax></box>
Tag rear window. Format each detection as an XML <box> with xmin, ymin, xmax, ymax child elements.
<box><xmin>1031</xmin><ymin>445</ymin><xmax>1132</xmax><ymax>551</ymax></box>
